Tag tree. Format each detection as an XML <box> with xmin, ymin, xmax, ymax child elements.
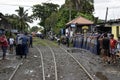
<box><xmin>32</xmin><ymin>3</ymin><xmax>59</xmax><ymax>35</ymax></box>
<box><xmin>51</xmin><ymin>0</ymin><xmax>94</xmax><ymax>34</ymax></box>
<box><xmin>15</xmin><ymin>7</ymin><xmax>32</xmax><ymax>32</ymax></box>
<box><xmin>32</xmin><ymin>0</ymin><xmax>94</xmax><ymax>35</ymax></box>
<box><xmin>65</xmin><ymin>0</ymin><xmax>94</xmax><ymax>14</ymax></box>
<box><xmin>30</xmin><ymin>26</ymin><xmax>39</xmax><ymax>32</ymax></box>
<box><xmin>45</xmin><ymin>12</ymin><xmax>58</xmax><ymax>32</ymax></box>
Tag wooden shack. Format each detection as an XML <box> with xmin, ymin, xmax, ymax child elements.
<box><xmin>66</xmin><ymin>16</ymin><xmax>93</xmax><ymax>37</ymax></box>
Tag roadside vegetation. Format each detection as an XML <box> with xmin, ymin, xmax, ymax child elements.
<box><xmin>33</xmin><ymin>37</ymin><xmax>58</xmax><ymax>47</ymax></box>
<box><xmin>33</xmin><ymin>37</ymin><xmax>46</xmax><ymax>46</ymax></box>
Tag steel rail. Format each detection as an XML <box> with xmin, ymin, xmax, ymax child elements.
<box><xmin>36</xmin><ymin>47</ymin><xmax>46</xmax><ymax>80</ymax></box>
<box><xmin>60</xmin><ymin>46</ymin><xmax>95</xmax><ymax>80</ymax></box>
<box><xmin>8</xmin><ymin>59</ymin><xmax>23</xmax><ymax>80</ymax></box>
<box><xmin>43</xmin><ymin>41</ymin><xmax>58</xmax><ymax>80</ymax></box>
<box><xmin>47</xmin><ymin>46</ymin><xmax>58</xmax><ymax>80</ymax></box>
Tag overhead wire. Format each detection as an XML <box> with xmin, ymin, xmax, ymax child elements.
<box><xmin>0</xmin><ymin>3</ymin><xmax>32</xmax><ymax>7</ymax></box>
<box><xmin>0</xmin><ymin>0</ymin><xmax>52</xmax><ymax>7</ymax></box>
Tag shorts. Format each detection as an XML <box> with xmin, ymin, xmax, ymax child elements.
<box><xmin>110</xmin><ymin>48</ymin><xmax>116</xmax><ymax>55</ymax></box>
<box><xmin>101</xmin><ymin>49</ymin><xmax>110</xmax><ymax>57</ymax></box>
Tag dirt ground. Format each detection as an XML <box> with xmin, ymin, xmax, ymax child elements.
<box><xmin>64</xmin><ymin>46</ymin><xmax>120</xmax><ymax>80</ymax></box>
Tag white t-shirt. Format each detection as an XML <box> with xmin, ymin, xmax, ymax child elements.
<box><xmin>9</xmin><ymin>38</ymin><xmax>14</xmax><ymax>45</ymax></box>
<box><xmin>117</xmin><ymin>41</ymin><xmax>120</xmax><ymax>49</ymax></box>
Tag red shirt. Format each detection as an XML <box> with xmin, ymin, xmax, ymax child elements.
<box><xmin>110</xmin><ymin>39</ymin><xmax>117</xmax><ymax>49</ymax></box>
<box><xmin>0</xmin><ymin>35</ymin><xmax>9</xmax><ymax>47</ymax></box>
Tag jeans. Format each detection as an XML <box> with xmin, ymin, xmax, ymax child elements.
<box><xmin>1</xmin><ymin>46</ymin><xmax>8</xmax><ymax>57</ymax></box>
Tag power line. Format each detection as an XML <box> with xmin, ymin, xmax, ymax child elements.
<box><xmin>0</xmin><ymin>0</ymin><xmax>52</xmax><ymax>7</ymax></box>
<box><xmin>0</xmin><ymin>3</ymin><xmax>32</xmax><ymax>7</ymax></box>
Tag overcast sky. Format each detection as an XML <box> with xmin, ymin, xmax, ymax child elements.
<box><xmin>0</xmin><ymin>0</ymin><xmax>120</xmax><ymax>27</ymax></box>
<box><xmin>94</xmin><ymin>0</ymin><xmax>120</xmax><ymax>20</ymax></box>
<box><xmin>0</xmin><ymin>0</ymin><xmax>65</xmax><ymax>15</ymax></box>
<box><xmin>0</xmin><ymin>0</ymin><xmax>65</xmax><ymax>27</ymax></box>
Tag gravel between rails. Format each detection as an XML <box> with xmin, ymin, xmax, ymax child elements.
<box><xmin>38</xmin><ymin>46</ymin><xmax>56</xmax><ymax>80</ymax></box>
<box><xmin>0</xmin><ymin>53</ymin><xmax>22</xmax><ymax>80</ymax></box>
<box><xmin>11</xmin><ymin>47</ymin><xmax>43</xmax><ymax>80</ymax></box>
<box><xmin>51</xmin><ymin>46</ymin><xmax>91</xmax><ymax>80</ymax></box>
<box><xmin>61</xmin><ymin>45</ymin><xmax>120</xmax><ymax>80</ymax></box>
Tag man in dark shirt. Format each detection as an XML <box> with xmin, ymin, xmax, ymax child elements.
<box><xmin>21</xmin><ymin>32</ymin><xmax>29</xmax><ymax>58</ymax></box>
<box><xmin>102</xmin><ymin>33</ymin><xmax>110</xmax><ymax>63</ymax></box>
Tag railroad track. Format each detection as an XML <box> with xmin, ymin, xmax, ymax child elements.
<box><xmin>8</xmin><ymin>40</ymin><xmax>95</xmax><ymax>80</ymax></box>
<box><xmin>36</xmin><ymin>43</ymin><xmax>58</xmax><ymax>80</ymax></box>
<box><xmin>36</xmin><ymin>40</ymin><xmax>95</xmax><ymax>80</ymax></box>
<box><xmin>8</xmin><ymin>59</ymin><xmax>24</xmax><ymax>80</ymax></box>
<box><xmin>59</xmin><ymin>46</ymin><xmax>94</xmax><ymax>80</ymax></box>
<box><xmin>45</xmin><ymin>40</ymin><xmax>94</xmax><ymax>80</ymax></box>
<box><xmin>8</xmin><ymin>47</ymin><xmax>43</xmax><ymax>80</ymax></box>
<box><xmin>36</xmin><ymin>46</ymin><xmax>58</xmax><ymax>80</ymax></box>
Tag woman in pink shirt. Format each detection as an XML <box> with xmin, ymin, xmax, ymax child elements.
<box><xmin>0</xmin><ymin>35</ymin><xmax>9</xmax><ymax>60</ymax></box>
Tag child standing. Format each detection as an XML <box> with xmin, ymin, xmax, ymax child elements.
<box><xmin>110</xmin><ymin>34</ymin><xmax>117</xmax><ymax>63</ymax></box>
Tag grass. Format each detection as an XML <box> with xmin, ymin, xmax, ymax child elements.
<box><xmin>33</xmin><ymin>37</ymin><xmax>59</xmax><ymax>47</ymax></box>
<box><xmin>33</xmin><ymin>37</ymin><xmax>46</xmax><ymax>46</ymax></box>
<box><xmin>44</xmin><ymin>39</ymin><xmax>59</xmax><ymax>47</ymax></box>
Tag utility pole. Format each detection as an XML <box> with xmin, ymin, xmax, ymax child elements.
<box><xmin>105</xmin><ymin>7</ymin><xmax>109</xmax><ymax>25</ymax></box>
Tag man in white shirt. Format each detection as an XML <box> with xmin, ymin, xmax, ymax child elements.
<box><xmin>9</xmin><ymin>36</ymin><xmax>15</xmax><ymax>54</ymax></box>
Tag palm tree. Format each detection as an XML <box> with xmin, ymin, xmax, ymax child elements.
<box><xmin>15</xmin><ymin>7</ymin><xmax>31</xmax><ymax>32</ymax></box>
<box><xmin>65</xmin><ymin>0</ymin><xmax>94</xmax><ymax>14</ymax></box>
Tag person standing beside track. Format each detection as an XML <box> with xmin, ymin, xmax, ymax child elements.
<box><xmin>21</xmin><ymin>32</ymin><xmax>29</xmax><ymax>58</ymax></box>
<box><xmin>98</xmin><ymin>33</ymin><xmax>104</xmax><ymax>55</ymax></box>
<box><xmin>0</xmin><ymin>34</ymin><xmax>9</xmax><ymax>60</ymax></box>
<box><xmin>110</xmin><ymin>34</ymin><xmax>117</xmax><ymax>63</ymax></box>
<box><xmin>28</xmin><ymin>34</ymin><xmax>33</xmax><ymax>48</ymax></box>
<box><xmin>116</xmin><ymin>37</ymin><xmax>120</xmax><ymax>53</ymax></box>
<box><xmin>15</xmin><ymin>33</ymin><xmax>23</xmax><ymax>58</ymax></box>
<box><xmin>101</xmin><ymin>33</ymin><xmax>110</xmax><ymax>64</ymax></box>
<box><xmin>8</xmin><ymin>35</ymin><xmax>15</xmax><ymax>54</ymax></box>
<box><xmin>66</xmin><ymin>32</ymin><xmax>70</xmax><ymax>47</ymax></box>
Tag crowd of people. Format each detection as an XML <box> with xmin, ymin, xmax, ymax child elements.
<box><xmin>0</xmin><ymin>32</ymin><xmax>33</xmax><ymax>60</ymax></box>
<box><xmin>99</xmin><ymin>33</ymin><xmax>120</xmax><ymax>64</ymax></box>
<box><xmin>71</xmin><ymin>32</ymin><xmax>120</xmax><ymax>64</ymax></box>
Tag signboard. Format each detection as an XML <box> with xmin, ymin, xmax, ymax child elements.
<box><xmin>11</xmin><ymin>29</ymin><xmax>18</xmax><ymax>33</ymax></box>
<box><xmin>71</xmin><ymin>24</ymin><xmax>76</xmax><ymax>28</ymax></box>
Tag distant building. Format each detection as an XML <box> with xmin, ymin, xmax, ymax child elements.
<box><xmin>95</xmin><ymin>19</ymin><xmax>120</xmax><ymax>39</ymax></box>
<box><xmin>107</xmin><ymin>19</ymin><xmax>120</xmax><ymax>39</ymax></box>
<box><xmin>66</xmin><ymin>16</ymin><xmax>93</xmax><ymax>37</ymax></box>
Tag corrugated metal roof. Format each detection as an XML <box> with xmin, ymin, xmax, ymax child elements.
<box><xmin>66</xmin><ymin>16</ymin><xmax>93</xmax><ymax>25</ymax></box>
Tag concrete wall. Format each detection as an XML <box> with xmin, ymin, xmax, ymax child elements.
<box><xmin>112</xmin><ymin>26</ymin><xmax>120</xmax><ymax>39</ymax></box>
